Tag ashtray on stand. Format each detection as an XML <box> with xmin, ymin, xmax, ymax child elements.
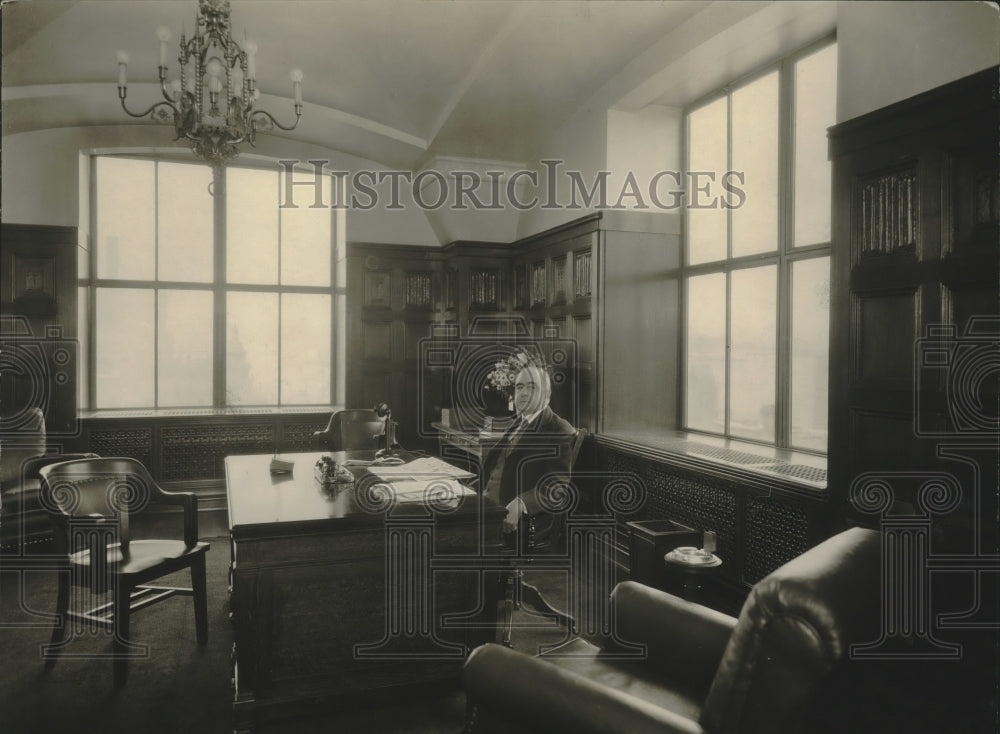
<box><xmin>664</xmin><ymin>546</ymin><xmax>722</xmax><ymax>603</ymax></box>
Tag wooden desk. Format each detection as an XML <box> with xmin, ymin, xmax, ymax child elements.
<box><xmin>226</xmin><ymin>451</ymin><xmax>504</xmax><ymax>731</ymax></box>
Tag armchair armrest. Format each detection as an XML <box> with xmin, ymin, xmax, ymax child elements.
<box><xmin>610</xmin><ymin>581</ymin><xmax>737</xmax><ymax>695</ymax></box>
<box><xmin>155</xmin><ymin>489</ymin><xmax>199</xmax><ymax>547</ymax></box>
<box><xmin>463</xmin><ymin>643</ymin><xmax>705</xmax><ymax>734</ymax></box>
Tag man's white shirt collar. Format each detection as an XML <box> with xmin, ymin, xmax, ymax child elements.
<box><xmin>517</xmin><ymin>409</ymin><xmax>543</xmax><ymax>427</ymax></box>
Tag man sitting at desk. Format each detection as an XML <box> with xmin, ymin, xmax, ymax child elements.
<box><xmin>481</xmin><ymin>362</ymin><xmax>576</xmax><ymax>541</ymax></box>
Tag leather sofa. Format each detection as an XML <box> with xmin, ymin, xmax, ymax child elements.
<box><xmin>462</xmin><ymin>527</ymin><xmax>887</xmax><ymax>734</ymax></box>
<box><xmin>1</xmin><ymin>407</ymin><xmax>95</xmax><ymax>554</ymax></box>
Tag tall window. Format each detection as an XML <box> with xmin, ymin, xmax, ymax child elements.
<box><xmin>84</xmin><ymin>156</ymin><xmax>345</xmax><ymax>409</ymax></box>
<box><xmin>683</xmin><ymin>40</ymin><xmax>836</xmax><ymax>452</ymax></box>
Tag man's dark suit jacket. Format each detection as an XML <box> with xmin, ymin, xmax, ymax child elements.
<box><xmin>480</xmin><ymin>405</ymin><xmax>576</xmax><ymax>519</ymax></box>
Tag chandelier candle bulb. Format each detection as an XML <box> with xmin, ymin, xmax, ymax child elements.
<box><xmin>245</xmin><ymin>40</ymin><xmax>257</xmax><ymax>80</ymax></box>
<box><xmin>291</xmin><ymin>69</ymin><xmax>303</xmax><ymax>105</ymax></box>
<box><xmin>116</xmin><ymin>51</ymin><xmax>128</xmax><ymax>87</ymax></box>
<box><xmin>156</xmin><ymin>26</ymin><xmax>171</xmax><ymax>67</ymax></box>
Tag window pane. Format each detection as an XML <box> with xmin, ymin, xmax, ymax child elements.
<box><xmin>685</xmin><ymin>273</ymin><xmax>726</xmax><ymax>432</ymax></box>
<box><xmin>95</xmin><ymin>288</ymin><xmax>154</xmax><ymax>408</ymax></box>
<box><xmin>158</xmin><ymin>162</ymin><xmax>213</xmax><ymax>282</ymax></box>
<box><xmin>794</xmin><ymin>43</ymin><xmax>838</xmax><ymax>246</ymax></box>
<box><xmin>281</xmin><ymin>205</ymin><xmax>331</xmax><ymax>286</ymax></box>
<box><xmin>732</xmin><ymin>72</ymin><xmax>778</xmax><ymax>256</ymax></box>
<box><xmin>96</xmin><ymin>158</ymin><xmax>155</xmax><ymax>280</ymax></box>
<box><xmin>791</xmin><ymin>257</ymin><xmax>830</xmax><ymax>450</ymax></box>
<box><xmin>227</xmin><ymin>292</ymin><xmax>278</xmax><ymax>405</ymax></box>
<box><xmin>687</xmin><ymin>98</ymin><xmax>728</xmax><ymax>265</ymax></box>
<box><xmin>280</xmin><ymin>294</ymin><xmax>331</xmax><ymax>404</ymax></box>
<box><xmin>227</xmin><ymin>168</ymin><xmax>279</xmax><ymax>284</ymax></box>
<box><xmin>730</xmin><ymin>266</ymin><xmax>776</xmax><ymax>442</ymax></box>
<box><xmin>158</xmin><ymin>290</ymin><xmax>213</xmax><ymax>406</ymax></box>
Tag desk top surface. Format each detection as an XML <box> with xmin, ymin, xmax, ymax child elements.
<box><xmin>225</xmin><ymin>451</ymin><xmax>490</xmax><ymax>531</ymax></box>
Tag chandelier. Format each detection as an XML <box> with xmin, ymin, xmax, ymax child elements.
<box><xmin>116</xmin><ymin>0</ymin><xmax>302</xmax><ymax>165</ymax></box>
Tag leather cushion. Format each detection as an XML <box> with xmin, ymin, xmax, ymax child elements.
<box><xmin>541</xmin><ymin>637</ymin><xmax>704</xmax><ymax>723</ymax></box>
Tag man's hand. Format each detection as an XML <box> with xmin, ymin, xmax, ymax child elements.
<box><xmin>502</xmin><ymin>497</ymin><xmax>526</xmax><ymax>533</ymax></box>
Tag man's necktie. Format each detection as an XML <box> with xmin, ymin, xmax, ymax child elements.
<box><xmin>483</xmin><ymin>417</ymin><xmax>526</xmax><ymax>504</ymax></box>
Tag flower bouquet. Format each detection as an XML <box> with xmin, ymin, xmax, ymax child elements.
<box><xmin>485</xmin><ymin>351</ymin><xmax>532</xmax><ymax>400</ymax></box>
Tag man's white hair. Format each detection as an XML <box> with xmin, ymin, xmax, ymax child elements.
<box><xmin>517</xmin><ymin>362</ymin><xmax>552</xmax><ymax>397</ymax></box>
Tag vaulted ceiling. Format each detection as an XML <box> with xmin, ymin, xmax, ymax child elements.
<box><xmin>2</xmin><ymin>1</ymin><xmax>837</xmax><ymax>170</ymax></box>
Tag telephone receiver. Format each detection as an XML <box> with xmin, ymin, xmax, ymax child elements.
<box><xmin>372</xmin><ymin>402</ymin><xmax>397</xmax><ymax>458</ymax></box>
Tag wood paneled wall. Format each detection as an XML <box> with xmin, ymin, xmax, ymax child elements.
<box><xmin>828</xmin><ymin>66</ymin><xmax>999</xmax><ymax>538</ymax></box>
<box><xmin>0</xmin><ymin>224</ymin><xmax>79</xmax><ymax>441</ymax></box>
<box><xmin>347</xmin><ymin>215</ymin><xmax>605</xmax><ymax>453</ymax></box>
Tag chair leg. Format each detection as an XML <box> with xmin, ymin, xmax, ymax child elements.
<box><xmin>498</xmin><ymin>571</ymin><xmax>516</xmax><ymax>648</ymax></box>
<box><xmin>519</xmin><ymin>578</ymin><xmax>575</xmax><ymax>632</ymax></box>
<box><xmin>112</xmin><ymin>583</ymin><xmax>131</xmax><ymax>686</ymax></box>
<box><xmin>191</xmin><ymin>553</ymin><xmax>208</xmax><ymax>645</ymax></box>
<box><xmin>44</xmin><ymin>568</ymin><xmax>71</xmax><ymax>671</ymax></box>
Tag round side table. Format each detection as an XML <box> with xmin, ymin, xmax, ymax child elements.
<box><xmin>664</xmin><ymin>547</ymin><xmax>722</xmax><ymax>604</ymax></box>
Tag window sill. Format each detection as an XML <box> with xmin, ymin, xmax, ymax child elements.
<box><xmin>79</xmin><ymin>406</ymin><xmax>338</xmax><ymax>420</ymax></box>
<box><xmin>596</xmin><ymin>429</ymin><xmax>828</xmax><ymax>495</ymax></box>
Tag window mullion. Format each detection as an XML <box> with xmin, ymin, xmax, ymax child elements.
<box><xmin>330</xmin><ymin>203</ymin><xmax>338</xmax><ymax>406</ymax></box>
<box><xmin>775</xmin><ymin>56</ymin><xmax>795</xmax><ymax>448</ymax></box>
<box><xmin>153</xmin><ymin>162</ymin><xmax>160</xmax><ymax>409</ymax></box>
<box><xmin>725</xmin><ymin>89</ymin><xmax>737</xmax><ymax>438</ymax></box>
<box><xmin>213</xmin><ymin>165</ymin><xmax>227</xmax><ymax>408</ymax></box>
<box><xmin>724</xmin><ymin>269</ymin><xmax>732</xmax><ymax>437</ymax></box>
<box><xmin>88</xmin><ymin>155</ymin><xmax>99</xmax><ymax>411</ymax></box>
<box><xmin>276</xmin><ymin>172</ymin><xmax>283</xmax><ymax>407</ymax></box>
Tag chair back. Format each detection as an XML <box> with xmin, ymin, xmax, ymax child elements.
<box><xmin>316</xmin><ymin>409</ymin><xmax>385</xmax><ymax>452</ymax></box>
<box><xmin>39</xmin><ymin>457</ymin><xmax>168</xmax><ymax>555</ymax></box>
<box><xmin>699</xmin><ymin>526</ymin><xmax>882</xmax><ymax>734</ymax></box>
<box><xmin>526</xmin><ymin>428</ymin><xmax>588</xmax><ymax>553</ymax></box>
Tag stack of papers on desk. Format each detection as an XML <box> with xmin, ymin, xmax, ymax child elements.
<box><xmin>367</xmin><ymin>457</ymin><xmax>476</xmax><ymax>504</ymax></box>
<box><xmin>388</xmin><ymin>478</ymin><xmax>476</xmax><ymax>503</ymax></box>
<box><xmin>367</xmin><ymin>456</ymin><xmax>475</xmax><ymax>482</ymax></box>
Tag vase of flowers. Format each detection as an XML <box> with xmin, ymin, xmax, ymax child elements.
<box><xmin>483</xmin><ymin>350</ymin><xmax>530</xmax><ymax>417</ymax></box>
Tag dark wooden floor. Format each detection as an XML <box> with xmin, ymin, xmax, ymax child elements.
<box><xmin>0</xmin><ymin>528</ymin><xmax>576</xmax><ymax>734</ymax></box>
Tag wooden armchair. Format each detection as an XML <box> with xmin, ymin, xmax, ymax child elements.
<box><xmin>39</xmin><ymin>457</ymin><xmax>210</xmax><ymax>686</ymax></box>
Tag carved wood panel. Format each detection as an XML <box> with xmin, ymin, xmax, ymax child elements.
<box><xmin>469</xmin><ymin>269</ymin><xmax>501</xmax><ymax>310</ymax></box>
<box><xmin>530</xmin><ymin>261</ymin><xmax>546</xmax><ymax>307</ymax></box>
<box><xmin>574</xmin><ymin>249</ymin><xmax>593</xmax><ymax>299</ymax></box>
<box><xmin>404</xmin><ymin>272</ymin><xmax>433</xmax><ymax>309</ymax></box>
<box><xmin>551</xmin><ymin>255</ymin><xmax>567</xmax><ymax>305</ymax></box>
<box><xmin>854</xmin><ymin>166</ymin><xmax>918</xmax><ymax>261</ymax></box>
